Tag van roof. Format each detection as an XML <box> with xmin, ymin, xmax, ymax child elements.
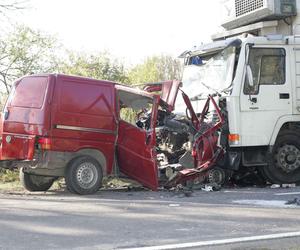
<box><xmin>23</xmin><ymin>73</ymin><xmax>118</xmax><ymax>86</ymax></box>
<box><xmin>23</xmin><ymin>73</ymin><xmax>156</xmax><ymax>98</ymax></box>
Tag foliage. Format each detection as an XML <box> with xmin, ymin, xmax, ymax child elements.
<box><xmin>0</xmin><ymin>0</ymin><xmax>27</xmax><ymax>14</ymax></box>
<box><xmin>0</xmin><ymin>25</ymin><xmax>60</xmax><ymax>93</ymax></box>
<box><xmin>0</xmin><ymin>169</ymin><xmax>19</xmax><ymax>182</ymax></box>
<box><xmin>0</xmin><ymin>0</ymin><xmax>28</xmax><ymax>23</ymax></box>
<box><xmin>129</xmin><ymin>55</ymin><xmax>183</xmax><ymax>84</ymax></box>
<box><xmin>60</xmin><ymin>52</ymin><xmax>129</xmax><ymax>84</ymax></box>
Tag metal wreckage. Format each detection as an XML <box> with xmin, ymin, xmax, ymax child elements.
<box><xmin>139</xmin><ymin>80</ymin><xmax>229</xmax><ymax>190</ymax></box>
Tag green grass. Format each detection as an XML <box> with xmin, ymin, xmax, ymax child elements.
<box><xmin>0</xmin><ymin>170</ymin><xmax>142</xmax><ymax>193</ymax></box>
<box><xmin>102</xmin><ymin>176</ymin><xmax>142</xmax><ymax>189</ymax></box>
<box><xmin>0</xmin><ymin>169</ymin><xmax>19</xmax><ymax>183</ymax></box>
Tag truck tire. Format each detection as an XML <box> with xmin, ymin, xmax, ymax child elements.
<box><xmin>264</xmin><ymin>130</ymin><xmax>300</xmax><ymax>184</ymax></box>
<box><xmin>207</xmin><ymin>167</ymin><xmax>229</xmax><ymax>186</ymax></box>
<box><xmin>65</xmin><ymin>156</ymin><xmax>103</xmax><ymax>195</ymax></box>
<box><xmin>19</xmin><ymin>168</ymin><xmax>55</xmax><ymax>192</ymax></box>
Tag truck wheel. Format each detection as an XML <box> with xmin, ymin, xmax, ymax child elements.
<box><xmin>264</xmin><ymin>130</ymin><xmax>300</xmax><ymax>184</ymax></box>
<box><xmin>65</xmin><ymin>156</ymin><xmax>103</xmax><ymax>195</ymax></box>
<box><xmin>207</xmin><ymin>167</ymin><xmax>228</xmax><ymax>186</ymax></box>
<box><xmin>19</xmin><ymin>168</ymin><xmax>55</xmax><ymax>192</ymax></box>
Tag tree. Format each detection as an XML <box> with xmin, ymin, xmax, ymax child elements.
<box><xmin>0</xmin><ymin>0</ymin><xmax>28</xmax><ymax>30</ymax></box>
<box><xmin>0</xmin><ymin>25</ymin><xmax>60</xmax><ymax>93</ymax></box>
<box><xmin>0</xmin><ymin>0</ymin><xmax>27</xmax><ymax>15</ymax></box>
<box><xmin>60</xmin><ymin>52</ymin><xmax>129</xmax><ymax>83</ymax></box>
<box><xmin>128</xmin><ymin>55</ymin><xmax>183</xmax><ymax>84</ymax></box>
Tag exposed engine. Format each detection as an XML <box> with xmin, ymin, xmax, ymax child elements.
<box><xmin>156</xmin><ymin>110</ymin><xmax>194</xmax><ymax>164</ymax></box>
<box><xmin>153</xmin><ymin>110</ymin><xmax>194</xmax><ymax>183</ymax></box>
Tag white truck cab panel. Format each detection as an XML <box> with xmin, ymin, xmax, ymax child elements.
<box><xmin>238</xmin><ymin>41</ymin><xmax>293</xmax><ymax>146</ymax></box>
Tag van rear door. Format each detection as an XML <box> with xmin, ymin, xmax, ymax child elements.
<box><xmin>116</xmin><ymin>87</ymin><xmax>159</xmax><ymax>190</ymax></box>
<box><xmin>1</xmin><ymin>75</ymin><xmax>52</xmax><ymax>160</ymax></box>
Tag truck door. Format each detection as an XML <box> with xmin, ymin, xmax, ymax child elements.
<box><xmin>240</xmin><ymin>46</ymin><xmax>292</xmax><ymax>146</ymax></box>
<box><xmin>116</xmin><ymin>89</ymin><xmax>159</xmax><ymax>190</ymax></box>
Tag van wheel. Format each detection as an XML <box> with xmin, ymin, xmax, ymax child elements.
<box><xmin>65</xmin><ymin>156</ymin><xmax>103</xmax><ymax>195</ymax></box>
<box><xmin>19</xmin><ymin>168</ymin><xmax>55</xmax><ymax>192</ymax></box>
<box><xmin>264</xmin><ymin>130</ymin><xmax>300</xmax><ymax>184</ymax></box>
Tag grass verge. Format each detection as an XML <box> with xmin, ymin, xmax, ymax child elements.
<box><xmin>0</xmin><ymin>169</ymin><xmax>143</xmax><ymax>193</ymax></box>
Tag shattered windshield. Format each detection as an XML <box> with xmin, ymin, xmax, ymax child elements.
<box><xmin>175</xmin><ymin>46</ymin><xmax>237</xmax><ymax>114</ymax></box>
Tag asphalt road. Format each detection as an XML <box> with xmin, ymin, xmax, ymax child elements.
<box><xmin>1</xmin><ymin>186</ymin><xmax>300</xmax><ymax>250</ymax></box>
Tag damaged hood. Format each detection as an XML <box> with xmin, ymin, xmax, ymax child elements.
<box><xmin>144</xmin><ymin>80</ymin><xmax>181</xmax><ymax>112</ymax></box>
<box><xmin>161</xmin><ymin>80</ymin><xmax>181</xmax><ymax>112</ymax></box>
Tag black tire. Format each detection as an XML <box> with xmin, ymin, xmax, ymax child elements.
<box><xmin>207</xmin><ymin>166</ymin><xmax>229</xmax><ymax>186</ymax></box>
<box><xmin>65</xmin><ymin>156</ymin><xmax>103</xmax><ymax>195</ymax></box>
<box><xmin>19</xmin><ymin>168</ymin><xmax>55</xmax><ymax>192</ymax></box>
<box><xmin>264</xmin><ymin>130</ymin><xmax>300</xmax><ymax>184</ymax></box>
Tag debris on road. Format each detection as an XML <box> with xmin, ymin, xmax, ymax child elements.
<box><xmin>285</xmin><ymin>198</ymin><xmax>300</xmax><ymax>206</ymax></box>
<box><xmin>282</xmin><ymin>184</ymin><xmax>297</xmax><ymax>188</ymax></box>
<box><xmin>201</xmin><ymin>183</ymin><xmax>222</xmax><ymax>192</ymax></box>
<box><xmin>271</xmin><ymin>184</ymin><xmax>297</xmax><ymax>189</ymax></box>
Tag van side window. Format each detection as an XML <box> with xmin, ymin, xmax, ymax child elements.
<box><xmin>118</xmin><ymin>90</ymin><xmax>153</xmax><ymax>130</ymax></box>
<box><xmin>244</xmin><ymin>48</ymin><xmax>286</xmax><ymax>95</ymax></box>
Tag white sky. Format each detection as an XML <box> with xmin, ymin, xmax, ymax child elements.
<box><xmin>17</xmin><ymin>0</ymin><xmax>224</xmax><ymax>65</ymax></box>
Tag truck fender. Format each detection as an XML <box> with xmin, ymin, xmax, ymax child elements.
<box><xmin>269</xmin><ymin>115</ymin><xmax>300</xmax><ymax>146</ymax></box>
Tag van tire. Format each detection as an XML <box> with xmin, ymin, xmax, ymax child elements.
<box><xmin>264</xmin><ymin>130</ymin><xmax>300</xmax><ymax>184</ymax></box>
<box><xmin>19</xmin><ymin>168</ymin><xmax>55</xmax><ymax>192</ymax></box>
<box><xmin>65</xmin><ymin>156</ymin><xmax>103</xmax><ymax>195</ymax></box>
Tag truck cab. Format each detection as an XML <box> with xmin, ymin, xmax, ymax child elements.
<box><xmin>178</xmin><ymin>0</ymin><xmax>300</xmax><ymax>184</ymax></box>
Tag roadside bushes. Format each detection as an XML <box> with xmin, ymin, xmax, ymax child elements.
<box><xmin>0</xmin><ymin>169</ymin><xmax>19</xmax><ymax>182</ymax></box>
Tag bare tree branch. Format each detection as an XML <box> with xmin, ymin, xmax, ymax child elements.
<box><xmin>0</xmin><ymin>1</ymin><xmax>28</xmax><ymax>11</ymax></box>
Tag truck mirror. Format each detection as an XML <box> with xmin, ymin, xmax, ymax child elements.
<box><xmin>246</xmin><ymin>65</ymin><xmax>254</xmax><ymax>87</ymax></box>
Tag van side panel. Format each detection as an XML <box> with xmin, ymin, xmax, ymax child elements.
<box><xmin>50</xmin><ymin>75</ymin><xmax>117</xmax><ymax>174</ymax></box>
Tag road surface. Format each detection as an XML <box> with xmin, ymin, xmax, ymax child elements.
<box><xmin>0</xmin><ymin>186</ymin><xmax>300</xmax><ymax>249</ymax></box>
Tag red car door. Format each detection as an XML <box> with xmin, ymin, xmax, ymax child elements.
<box><xmin>116</xmin><ymin>92</ymin><xmax>159</xmax><ymax>190</ymax></box>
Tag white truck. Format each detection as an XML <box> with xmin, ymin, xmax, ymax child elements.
<box><xmin>177</xmin><ymin>0</ymin><xmax>300</xmax><ymax>184</ymax></box>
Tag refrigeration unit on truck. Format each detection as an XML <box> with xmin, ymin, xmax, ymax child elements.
<box><xmin>177</xmin><ymin>0</ymin><xmax>300</xmax><ymax>184</ymax></box>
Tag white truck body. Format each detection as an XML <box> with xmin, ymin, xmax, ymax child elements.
<box><xmin>179</xmin><ymin>0</ymin><xmax>300</xmax><ymax>183</ymax></box>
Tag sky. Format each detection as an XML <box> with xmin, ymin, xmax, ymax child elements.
<box><xmin>15</xmin><ymin>0</ymin><xmax>224</xmax><ymax>66</ymax></box>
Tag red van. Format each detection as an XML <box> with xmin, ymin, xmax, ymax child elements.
<box><xmin>0</xmin><ymin>74</ymin><xmax>184</xmax><ymax>194</ymax></box>
<box><xmin>0</xmin><ymin>74</ymin><xmax>224</xmax><ymax>194</ymax></box>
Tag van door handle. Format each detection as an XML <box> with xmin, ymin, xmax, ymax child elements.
<box><xmin>279</xmin><ymin>93</ymin><xmax>290</xmax><ymax>99</ymax></box>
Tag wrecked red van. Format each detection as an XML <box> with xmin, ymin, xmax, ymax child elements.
<box><xmin>0</xmin><ymin>74</ymin><xmax>224</xmax><ymax>194</ymax></box>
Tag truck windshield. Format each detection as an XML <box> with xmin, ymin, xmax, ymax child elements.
<box><xmin>175</xmin><ymin>46</ymin><xmax>237</xmax><ymax>113</ymax></box>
